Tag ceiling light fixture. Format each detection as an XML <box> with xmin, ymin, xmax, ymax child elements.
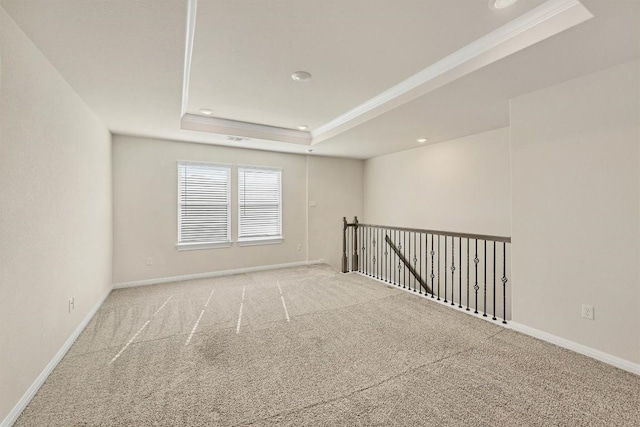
<box><xmin>297</xmin><ymin>125</ymin><xmax>309</xmax><ymax>131</ymax></box>
<box><xmin>199</xmin><ymin>108</ymin><xmax>213</xmax><ymax>115</ymax></box>
<box><xmin>490</xmin><ymin>0</ymin><xmax>518</xmax><ymax>9</ymax></box>
<box><xmin>417</xmin><ymin>138</ymin><xmax>428</xmax><ymax>144</ymax></box>
<box><xmin>291</xmin><ymin>71</ymin><xmax>312</xmax><ymax>82</ymax></box>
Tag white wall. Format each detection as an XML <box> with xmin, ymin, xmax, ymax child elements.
<box><xmin>511</xmin><ymin>59</ymin><xmax>640</xmax><ymax>364</ymax></box>
<box><xmin>112</xmin><ymin>135</ymin><xmax>364</xmax><ymax>283</ymax></box>
<box><xmin>0</xmin><ymin>6</ymin><xmax>112</xmax><ymax>424</ymax></box>
<box><xmin>364</xmin><ymin>127</ymin><xmax>511</xmax><ymax>236</ymax></box>
<box><xmin>308</xmin><ymin>156</ymin><xmax>364</xmax><ymax>270</ymax></box>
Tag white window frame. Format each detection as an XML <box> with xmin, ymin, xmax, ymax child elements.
<box><xmin>237</xmin><ymin>165</ymin><xmax>283</xmax><ymax>246</ymax></box>
<box><xmin>176</xmin><ymin>160</ymin><xmax>232</xmax><ymax>251</ymax></box>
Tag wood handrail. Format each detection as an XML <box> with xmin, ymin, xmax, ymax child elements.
<box><xmin>384</xmin><ymin>235</ymin><xmax>432</xmax><ymax>294</ymax></box>
<box><xmin>346</xmin><ymin>222</ymin><xmax>510</xmax><ymax>243</ymax></box>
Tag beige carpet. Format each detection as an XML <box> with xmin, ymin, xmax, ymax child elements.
<box><xmin>15</xmin><ymin>264</ymin><xmax>640</xmax><ymax>426</ymax></box>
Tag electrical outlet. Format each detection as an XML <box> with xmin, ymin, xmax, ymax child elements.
<box><xmin>296</xmin><ymin>244</ymin><xmax>302</xmax><ymax>252</ymax></box>
<box><xmin>581</xmin><ymin>304</ymin><xmax>594</xmax><ymax>320</ymax></box>
<box><xmin>146</xmin><ymin>257</ymin><xmax>153</xmax><ymax>266</ymax></box>
<box><xmin>69</xmin><ymin>297</ymin><xmax>75</xmax><ymax>313</ymax></box>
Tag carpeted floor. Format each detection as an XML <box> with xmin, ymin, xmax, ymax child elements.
<box><xmin>15</xmin><ymin>264</ymin><xmax>640</xmax><ymax>426</ymax></box>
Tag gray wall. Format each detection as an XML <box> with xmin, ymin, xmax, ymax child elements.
<box><xmin>0</xmin><ymin>6</ymin><xmax>113</xmax><ymax>423</ymax></box>
<box><xmin>308</xmin><ymin>156</ymin><xmax>364</xmax><ymax>269</ymax></box>
<box><xmin>511</xmin><ymin>59</ymin><xmax>640</xmax><ymax>364</ymax></box>
<box><xmin>363</xmin><ymin>127</ymin><xmax>511</xmax><ymax>236</ymax></box>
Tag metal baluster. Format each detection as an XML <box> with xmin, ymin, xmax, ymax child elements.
<box><xmin>458</xmin><ymin>237</ymin><xmax>462</xmax><ymax>308</ymax></box>
<box><xmin>390</xmin><ymin>229</ymin><xmax>393</xmax><ymax>284</ymax></box>
<box><xmin>408</xmin><ymin>232</ymin><xmax>411</xmax><ymax>290</ymax></box>
<box><xmin>372</xmin><ymin>228</ymin><xmax>377</xmax><ymax>279</ymax></box>
<box><xmin>451</xmin><ymin>236</ymin><xmax>455</xmax><ymax>306</ymax></box>
<box><xmin>444</xmin><ymin>236</ymin><xmax>448</xmax><ymax>303</ymax></box>
<box><xmin>363</xmin><ymin>227</ymin><xmax>366</xmax><ymax>276</ymax></box>
<box><xmin>430</xmin><ymin>235</ymin><xmax>435</xmax><ymax>298</ymax></box>
<box><xmin>502</xmin><ymin>242</ymin><xmax>508</xmax><ymax>324</ymax></box>
<box><xmin>366</xmin><ymin>227</ymin><xmax>369</xmax><ymax>276</ymax></box>
<box><xmin>396</xmin><ymin>229</ymin><xmax>400</xmax><ymax>286</ymax></box>
<box><xmin>474</xmin><ymin>239</ymin><xmax>479</xmax><ymax>314</ymax></box>
<box><xmin>353</xmin><ymin>218</ymin><xmax>359</xmax><ymax>272</ymax></box>
<box><xmin>408</xmin><ymin>232</ymin><xmax>412</xmax><ymax>291</ymax></box>
<box><xmin>396</xmin><ymin>231</ymin><xmax>402</xmax><ymax>287</ymax></box>
<box><xmin>483</xmin><ymin>240</ymin><xmax>487</xmax><ymax>317</ymax></box>
<box><xmin>493</xmin><ymin>241</ymin><xmax>497</xmax><ymax>321</ymax></box>
<box><xmin>437</xmin><ymin>235</ymin><xmax>441</xmax><ymax>300</ymax></box>
<box><xmin>360</xmin><ymin>226</ymin><xmax>364</xmax><ymax>273</ymax></box>
<box><xmin>368</xmin><ymin>227</ymin><xmax>372</xmax><ymax>277</ymax></box>
<box><xmin>383</xmin><ymin>229</ymin><xmax>387</xmax><ymax>282</ymax></box>
<box><xmin>377</xmin><ymin>228</ymin><xmax>382</xmax><ymax>279</ymax></box>
<box><xmin>377</xmin><ymin>227</ymin><xmax>381</xmax><ymax>279</ymax></box>
<box><xmin>391</xmin><ymin>230</ymin><xmax>395</xmax><ymax>285</ymax></box>
<box><xmin>411</xmin><ymin>232</ymin><xmax>416</xmax><ymax>292</ymax></box>
<box><xmin>466</xmin><ymin>238</ymin><xmax>470</xmax><ymax>311</ymax></box>
<box><xmin>371</xmin><ymin>227</ymin><xmax>375</xmax><ymax>278</ymax></box>
<box><xmin>403</xmin><ymin>231</ymin><xmax>407</xmax><ymax>289</ymax></box>
<box><xmin>419</xmin><ymin>233</ymin><xmax>423</xmax><ymax>294</ymax></box>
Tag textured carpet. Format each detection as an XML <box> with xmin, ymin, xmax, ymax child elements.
<box><xmin>15</xmin><ymin>264</ymin><xmax>640</xmax><ymax>426</ymax></box>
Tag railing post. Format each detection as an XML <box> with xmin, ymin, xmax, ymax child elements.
<box><xmin>352</xmin><ymin>216</ymin><xmax>359</xmax><ymax>271</ymax></box>
<box><xmin>342</xmin><ymin>217</ymin><xmax>348</xmax><ymax>273</ymax></box>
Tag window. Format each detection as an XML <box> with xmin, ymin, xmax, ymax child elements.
<box><xmin>238</xmin><ymin>166</ymin><xmax>282</xmax><ymax>244</ymax></box>
<box><xmin>177</xmin><ymin>161</ymin><xmax>231</xmax><ymax>250</ymax></box>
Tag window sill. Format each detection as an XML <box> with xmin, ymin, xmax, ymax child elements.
<box><xmin>237</xmin><ymin>237</ymin><xmax>283</xmax><ymax>247</ymax></box>
<box><xmin>176</xmin><ymin>241</ymin><xmax>232</xmax><ymax>251</ymax></box>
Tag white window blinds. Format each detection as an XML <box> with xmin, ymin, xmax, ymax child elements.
<box><xmin>177</xmin><ymin>162</ymin><xmax>231</xmax><ymax>248</ymax></box>
<box><xmin>238</xmin><ymin>166</ymin><xmax>282</xmax><ymax>241</ymax></box>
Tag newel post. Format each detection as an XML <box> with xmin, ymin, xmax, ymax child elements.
<box><xmin>341</xmin><ymin>217</ymin><xmax>348</xmax><ymax>273</ymax></box>
<box><xmin>352</xmin><ymin>216</ymin><xmax>359</xmax><ymax>272</ymax></box>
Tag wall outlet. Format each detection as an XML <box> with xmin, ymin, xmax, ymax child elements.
<box><xmin>581</xmin><ymin>304</ymin><xmax>594</xmax><ymax>320</ymax></box>
<box><xmin>297</xmin><ymin>244</ymin><xmax>302</xmax><ymax>252</ymax></box>
<box><xmin>68</xmin><ymin>296</ymin><xmax>75</xmax><ymax>313</ymax></box>
<box><xmin>146</xmin><ymin>257</ymin><xmax>153</xmax><ymax>266</ymax></box>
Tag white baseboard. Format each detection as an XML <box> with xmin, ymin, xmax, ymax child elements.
<box><xmin>1</xmin><ymin>287</ymin><xmax>112</xmax><ymax>427</ymax></box>
<box><xmin>507</xmin><ymin>322</ymin><xmax>640</xmax><ymax>375</ymax></box>
<box><xmin>355</xmin><ymin>272</ymin><xmax>639</xmax><ymax>376</ymax></box>
<box><xmin>112</xmin><ymin>259</ymin><xmax>327</xmax><ymax>289</ymax></box>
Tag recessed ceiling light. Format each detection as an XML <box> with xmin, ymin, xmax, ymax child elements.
<box><xmin>490</xmin><ymin>0</ymin><xmax>518</xmax><ymax>9</ymax></box>
<box><xmin>297</xmin><ymin>125</ymin><xmax>309</xmax><ymax>131</ymax></box>
<box><xmin>199</xmin><ymin>108</ymin><xmax>213</xmax><ymax>115</ymax></box>
<box><xmin>291</xmin><ymin>71</ymin><xmax>312</xmax><ymax>82</ymax></box>
<box><xmin>417</xmin><ymin>138</ymin><xmax>428</xmax><ymax>144</ymax></box>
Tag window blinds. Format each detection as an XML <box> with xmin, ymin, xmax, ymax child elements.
<box><xmin>177</xmin><ymin>162</ymin><xmax>231</xmax><ymax>245</ymax></box>
<box><xmin>238</xmin><ymin>167</ymin><xmax>282</xmax><ymax>240</ymax></box>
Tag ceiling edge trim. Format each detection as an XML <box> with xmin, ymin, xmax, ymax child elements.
<box><xmin>181</xmin><ymin>114</ymin><xmax>312</xmax><ymax>145</ymax></box>
<box><xmin>310</xmin><ymin>0</ymin><xmax>591</xmax><ymax>143</ymax></box>
<box><xmin>180</xmin><ymin>0</ymin><xmax>198</xmax><ymax>117</ymax></box>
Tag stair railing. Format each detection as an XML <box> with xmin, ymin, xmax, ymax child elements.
<box><xmin>342</xmin><ymin>216</ymin><xmax>511</xmax><ymax>324</ymax></box>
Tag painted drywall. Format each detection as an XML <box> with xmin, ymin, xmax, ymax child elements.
<box><xmin>112</xmin><ymin>136</ymin><xmax>308</xmax><ymax>283</ymax></box>
<box><xmin>511</xmin><ymin>59</ymin><xmax>640</xmax><ymax>364</ymax></box>
<box><xmin>363</xmin><ymin>127</ymin><xmax>511</xmax><ymax>236</ymax></box>
<box><xmin>307</xmin><ymin>156</ymin><xmax>364</xmax><ymax>270</ymax></box>
<box><xmin>113</xmin><ymin>136</ymin><xmax>363</xmax><ymax>283</ymax></box>
<box><xmin>0</xmin><ymin>6</ymin><xmax>112</xmax><ymax>424</ymax></box>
